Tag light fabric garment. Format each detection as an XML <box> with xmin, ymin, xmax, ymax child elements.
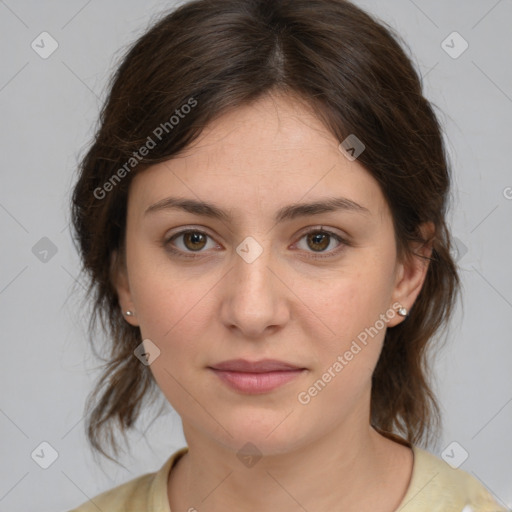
<box><xmin>68</xmin><ymin>445</ymin><xmax>508</xmax><ymax>511</ymax></box>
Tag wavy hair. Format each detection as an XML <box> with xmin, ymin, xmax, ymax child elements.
<box><xmin>70</xmin><ymin>0</ymin><xmax>460</xmax><ymax>463</ymax></box>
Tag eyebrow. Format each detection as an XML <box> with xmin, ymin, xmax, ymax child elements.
<box><xmin>144</xmin><ymin>196</ymin><xmax>370</xmax><ymax>223</ymax></box>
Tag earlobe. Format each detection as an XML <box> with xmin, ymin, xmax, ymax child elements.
<box><xmin>110</xmin><ymin>249</ymin><xmax>139</xmax><ymax>326</ymax></box>
<box><xmin>388</xmin><ymin>222</ymin><xmax>434</xmax><ymax>327</ymax></box>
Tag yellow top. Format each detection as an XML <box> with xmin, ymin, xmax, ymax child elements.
<box><xmin>68</xmin><ymin>445</ymin><xmax>508</xmax><ymax>511</ymax></box>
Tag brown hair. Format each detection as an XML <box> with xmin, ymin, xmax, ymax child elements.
<box><xmin>70</xmin><ymin>0</ymin><xmax>460</xmax><ymax>463</ymax></box>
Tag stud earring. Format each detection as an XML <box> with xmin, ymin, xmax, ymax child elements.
<box><xmin>397</xmin><ymin>306</ymin><xmax>408</xmax><ymax>317</ymax></box>
<box><xmin>124</xmin><ymin>310</ymin><xmax>134</xmax><ymax>316</ymax></box>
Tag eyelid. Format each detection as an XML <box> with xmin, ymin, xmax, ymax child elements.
<box><xmin>163</xmin><ymin>225</ymin><xmax>222</xmax><ymax>256</ymax></box>
<box><xmin>294</xmin><ymin>225</ymin><xmax>350</xmax><ymax>243</ymax></box>
<box><xmin>290</xmin><ymin>226</ymin><xmax>349</xmax><ymax>259</ymax></box>
<box><xmin>163</xmin><ymin>225</ymin><xmax>350</xmax><ymax>258</ymax></box>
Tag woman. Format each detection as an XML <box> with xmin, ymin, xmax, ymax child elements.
<box><xmin>68</xmin><ymin>0</ymin><xmax>507</xmax><ymax>510</ymax></box>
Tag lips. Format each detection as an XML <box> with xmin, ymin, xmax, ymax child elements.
<box><xmin>208</xmin><ymin>359</ymin><xmax>307</xmax><ymax>394</ymax></box>
<box><xmin>208</xmin><ymin>358</ymin><xmax>304</xmax><ymax>373</ymax></box>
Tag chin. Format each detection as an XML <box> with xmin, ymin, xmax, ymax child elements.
<box><xmin>209</xmin><ymin>414</ymin><xmax>309</xmax><ymax>457</ymax></box>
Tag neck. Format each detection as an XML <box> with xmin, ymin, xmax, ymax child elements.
<box><xmin>168</xmin><ymin>419</ymin><xmax>413</xmax><ymax>512</ymax></box>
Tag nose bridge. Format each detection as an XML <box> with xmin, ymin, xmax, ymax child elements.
<box><xmin>221</xmin><ymin>235</ymin><xmax>288</xmax><ymax>336</ymax></box>
<box><xmin>236</xmin><ymin>236</ymin><xmax>273</xmax><ymax>292</ymax></box>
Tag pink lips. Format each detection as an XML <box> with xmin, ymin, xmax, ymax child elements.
<box><xmin>208</xmin><ymin>359</ymin><xmax>306</xmax><ymax>394</ymax></box>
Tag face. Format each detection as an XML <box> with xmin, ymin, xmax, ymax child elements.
<box><xmin>114</xmin><ymin>93</ymin><xmax>428</xmax><ymax>455</ymax></box>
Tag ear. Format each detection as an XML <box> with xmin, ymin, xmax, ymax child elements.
<box><xmin>110</xmin><ymin>248</ymin><xmax>139</xmax><ymax>326</ymax></box>
<box><xmin>387</xmin><ymin>222</ymin><xmax>434</xmax><ymax>327</ymax></box>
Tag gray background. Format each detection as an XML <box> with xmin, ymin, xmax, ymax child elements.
<box><xmin>0</xmin><ymin>0</ymin><xmax>511</xmax><ymax>510</ymax></box>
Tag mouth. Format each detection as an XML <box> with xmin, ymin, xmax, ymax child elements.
<box><xmin>209</xmin><ymin>358</ymin><xmax>305</xmax><ymax>373</ymax></box>
<box><xmin>207</xmin><ymin>359</ymin><xmax>307</xmax><ymax>394</ymax></box>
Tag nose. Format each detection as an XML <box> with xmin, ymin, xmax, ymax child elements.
<box><xmin>219</xmin><ymin>239</ymin><xmax>290</xmax><ymax>339</ymax></box>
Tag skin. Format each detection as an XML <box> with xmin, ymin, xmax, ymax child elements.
<box><xmin>113</xmin><ymin>92</ymin><xmax>432</xmax><ymax>511</ymax></box>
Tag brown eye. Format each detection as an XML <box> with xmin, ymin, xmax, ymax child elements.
<box><xmin>165</xmin><ymin>229</ymin><xmax>217</xmax><ymax>257</ymax></box>
<box><xmin>182</xmin><ymin>231</ymin><xmax>207</xmax><ymax>251</ymax></box>
<box><xmin>294</xmin><ymin>228</ymin><xmax>348</xmax><ymax>259</ymax></box>
<box><xmin>306</xmin><ymin>232</ymin><xmax>331</xmax><ymax>252</ymax></box>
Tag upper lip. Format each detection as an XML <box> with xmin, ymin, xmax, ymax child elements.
<box><xmin>209</xmin><ymin>359</ymin><xmax>305</xmax><ymax>373</ymax></box>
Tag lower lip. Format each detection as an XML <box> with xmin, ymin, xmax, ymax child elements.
<box><xmin>209</xmin><ymin>368</ymin><xmax>306</xmax><ymax>394</ymax></box>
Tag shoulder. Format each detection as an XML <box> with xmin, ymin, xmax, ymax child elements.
<box><xmin>67</xmin><ymin>471</ymin><xmax>154</xmax><ymax>512</ymax></box>
<box><xmin>398</xmin><ymin>445</ymin><xmax>509</xmax><ymax>512</ymax></box>
<box><xmin>67</xmin><ymin>447</ymin><xmax>188</xmax><ymax>512</ymax></box>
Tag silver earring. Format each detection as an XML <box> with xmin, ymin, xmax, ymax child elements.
<box><xmin>397</xmin><ymin>306</ymin><xmax>408</xmax><ymax>317</ymax></box>
<box><xmin>124</xmin><ymin>310</ymin><xmax>134</xmax><ymax>316</ymax></box>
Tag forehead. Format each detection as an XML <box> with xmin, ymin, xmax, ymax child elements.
<box><xmin>178</xmin><ymin>93</ymin><xmax>339</xmax><ymax>165</ymax></box>
<box><xmin>129</xmin><ymin>93</ymin><xmax>389</xmax><ymax>222</ymax></box>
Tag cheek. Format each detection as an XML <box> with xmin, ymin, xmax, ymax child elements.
<box><xmin>295</xmin><ymin>259</ymin><xmax>397</xmax><ymax>413</ymax></box>
<box><xmin>133</xmin><ymin>276</ymin><xmax>211</xmax><ymax>354</ymax></box>
<box><xmin>301</xmin><ymin>265</ymin><xmax>395</xmax><ymax>350</ymax></box>
<box><xmin>291</xmin><ymin>275</ymin><xmax>393</xmax><ymax>420</ymax></box>
<box><xmin>128</xmin><ymin>263</ymin><xmax>215</xmax><ymax>417</ymax></box>
<box><xmin>126</xmin><ymin>243</ymin><xmax>214</xmax><ymax>356</ymax></box>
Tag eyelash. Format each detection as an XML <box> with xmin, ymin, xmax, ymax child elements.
<box><xmin>163</xmin><ymin>226</ymin><xmax>349</xmax><ymax>260</ymax></box>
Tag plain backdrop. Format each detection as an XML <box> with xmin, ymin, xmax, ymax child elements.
<box><xmin>0</xmin><ymin>1</ymin><xmax>511</xmax><ymax>510</ymax></box>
